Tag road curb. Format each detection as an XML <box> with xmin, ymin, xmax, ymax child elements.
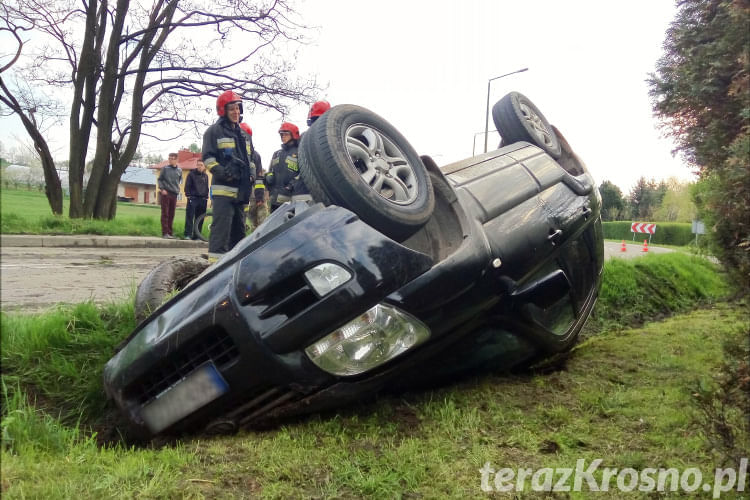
<box><xmin>1</xmin><ymin>234</ymin><xmax>206</xmax><ymax>248</ymax></box>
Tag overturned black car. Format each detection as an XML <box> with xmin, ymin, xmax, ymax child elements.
<box><xmin>103</xmin><ymin>92</ymin><xmax>604</xmax><ymax>437</ymax></box>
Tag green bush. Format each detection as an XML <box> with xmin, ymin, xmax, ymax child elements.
<box><xmin>603</xmin><ymin>221</ymin><xmax>694</xmax><ymax>246</ymax></box>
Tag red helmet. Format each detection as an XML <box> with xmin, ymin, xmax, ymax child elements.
<box><xmin>216</xmin><ymin>90</ymin><xmax>243</xmax><ymax>117</ymax></box>
<box><xmin>307</xmin><ymin>100</ymin><xmax>331</xmax><ymax>125</ymax></box>
<box><xmin>240</xmin><ymin>122</ymin><xmax>252</xmax><ymax>136</ymax></box>
<box><xmin>278</xmin><ymin>122</ymin><xmax>300</xmax><ymax>140</ymax></box>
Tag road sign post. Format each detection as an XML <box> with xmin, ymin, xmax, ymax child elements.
<box><xmin>692</xmin><ymin>220</ymin><xmax>705</xmax><ymax>245</ymax></box>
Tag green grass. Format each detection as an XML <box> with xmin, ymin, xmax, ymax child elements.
<box><xmin>586</xmin><ymin>252</ymin><xmax>727</xmax><ymax>334</ymax></box>
<box><xmin>1</xmin><ymin>254</ymin><xmax>745</xmax><ymax>498</ymax></box>
<box><xmin>0</xmin><ymin>188</ymin><xmax>187</xmax><ymax>237</ymax></box>
<box><xmin>1</xmin><ymin>301</ymin><xmax>137</xmax><ymax>424</ymax></box>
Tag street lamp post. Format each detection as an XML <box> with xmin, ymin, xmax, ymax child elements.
<box><xmin>483</xmin><ymin>67</ymin><xmax>528</xmax><ymax>153</ymax></box>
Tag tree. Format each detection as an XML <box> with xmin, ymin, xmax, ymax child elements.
<box><xmin>649</xmin><ymin>0</ymin><xmax>749</xmax><ymax>290</ymax></box>
<box><xmin>628</xmin><ymin>177</ymin><xmax>666</xmax><ymax>220</ymax></box>
<box><xmin>598</xmin><ymin>180</ymin><xmax>626</xmax><ymax>221</ymax></box>
<box><xmin>0</xmin><ymin>3</ymin><xmax>64</xmax><ymax>214</ymax></box>
<box><xmin>145</xmin><ymin>153</ymin><xmax>164</xmax><ymax>166</ymax></box>
<box><xmin>653</xmin><ymin>178</ymin><xmax>696</xmax><ymax>222</ymax></box>
<box><xmin>188</xmin><ymin>143</ymin><xmax>200</xmax><ymax>153</ymax></box>
<box><xmin>1</xmin><ymin>0</ymin><xmax>319</xmax><ymax>219</ymax></box>
<box><xmin>131</xmin><ymin>149</ymin><xmax>143</xmax><ymax>166</ymax></box>
<box><xmin>0</xmin><ymin>139</ymin><xmax>8</xmax><ymax>167</ymax></box>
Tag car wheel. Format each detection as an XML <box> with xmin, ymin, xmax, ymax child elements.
<box><xmin>134</xmin><ymin>257</ymin><xmax>210</xmax><ymax>323</ymax></box>
<box><xmin>193</xmin><ymin>211</ymin><xmax>212</xmax><ymax>242</ymax></box>
<box><xmin>492</xmin><ymin>92</ymin><xmax>562</xmax><ymax>158</ymax></box>
<box><xmin>299</xmin><ymin>104</ymin><xmax>435</xmax><ymax>239</ymax></box>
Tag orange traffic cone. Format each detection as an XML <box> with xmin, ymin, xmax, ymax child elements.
<box><xmin>620</xmin><ymin>240</ymin><xmax>627</xmax><ymax>252</ymax></box>
<box><xmin>642</xmin><ymin>239</ymin><xmax>649</xmax><ymax>252</ymax></box>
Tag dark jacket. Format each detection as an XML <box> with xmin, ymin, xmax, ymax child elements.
<box><xmin>240</xmin><ymin>128</ymin><xmax>265</xmax><ymax>203</ymax></box>
<box><xmin>184</xmin><ymin>168</ymin><xmax>209</xmax><ymax>199</ymax></box>
<box><xmin>266</xmin><ymin>141</ymin><xmax>298</xmax><ymax>204</ymax></box>
<box><xmin>158</xmin><ymin>165</ymin><xmax>182</xmax><ymax>196</ymax></box>
<box><xmin>202</xmin><ymin>117</ymin><xmax>254</xmax><ymax>203</ymax></box>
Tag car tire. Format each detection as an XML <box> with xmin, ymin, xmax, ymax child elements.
<box><xmin>134</xmin><ymin>257</ymin><xmax>210</xmax><ymax>323</ymax></box>
<box><xmin>193</xmin><ymin>211</ymin><xmax>211</xmax><ymax>242</ymax></box>
<box><xmin>492</xmin><ymin>92</ymin><xmax>562</xmax><ymax>158</ymax></box>
<box><xmin>299</xmin><ymin>104</ymin><xmax>435</xmax><ymax>239</ymax></box>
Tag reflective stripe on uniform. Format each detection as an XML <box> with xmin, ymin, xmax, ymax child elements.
<box><xmin>291</xmin><ymin>194</ymin><xmax>312</xmax><ymax>202</ymax></box>
<box><xmin>204</xmin><ymin>156</ymin><xmax>219</xmax><ymax>169</ymax></box>
<box><xmin>211</xmin><ymin>184</ymin><xmax>239</xmax><ymax>198</ymax></box>
<box><xmin>217</xmin><ymin>137</ymin><xmax>236</xmax><ymax>149</ymax></box>
<box><xmin>276</xmin><ymin>194</ymin><xmax>291</xmax><ymax>202</ymax></box>
<box><xmin>254</xmin><ymin>182</ymin><xmax>265</xmax><ymax>189</ymax></box>
<box><xmin>286</xmin><ymin>156</ymin><xmax>299</xmax><ymax>172</ymax></box>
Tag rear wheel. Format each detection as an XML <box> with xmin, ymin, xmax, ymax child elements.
<box><xmin>299</xmin><ymin>104</ymin><xmax>434</xmax><ymax>239</ymax></box>
<box><xmin>492</xmin><ymin>92</ymin><xmax>561</xmax><ymax>158</ymax></box>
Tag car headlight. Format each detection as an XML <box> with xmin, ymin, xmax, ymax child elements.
<box><xmin>305</xmin><ymin>303</ymin><xmax>430</xmax><ymax>376</ymax></box>
<box><xmin>304</xmin><ymin>262</ymin><xmax>352</xmax><ymax>297</ymax></box>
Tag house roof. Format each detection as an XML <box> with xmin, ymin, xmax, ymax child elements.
<box><xmin>120</xmin><ymin>166</ymin><xmax>156</xmax><ymax>186</ymax></box>
<box><xmin>149</xmin><ymin>149</ymin><xmax>202</xmax><ymax>171</ymax></box>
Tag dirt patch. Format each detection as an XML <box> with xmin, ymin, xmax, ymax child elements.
<box><xmin>1</xmin><ymin>246</ymin><xmax>205</xmax><ymax>312</ymax></box>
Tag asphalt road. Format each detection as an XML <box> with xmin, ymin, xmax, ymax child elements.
<box><xmin>1</xmin><ymin>246</ymin><xmax>205</xmax><ymax>313</ymax></box>
<box><xmin>0</xmin><ymin>240</ymin><xmax>672</xmax><ymax>313</ymax></box>
<box><xmin>603</xmin><ymin>240</ymin><xmax>673</xmax><ymax>259</ymax></box>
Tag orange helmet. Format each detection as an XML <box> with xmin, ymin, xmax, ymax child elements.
<box><xmin>278</xmin><ymin>122</ymin><xmax>300</xmax><ymax>140</ymax></box>
<box><xmin>216</xmin><ymin>90</ymin><xmax>243</xmax><ymax>117</ymax></box>
<box><xmin>307</xmin><ymin>100</ymin><xmax>331</xmax><ymax>126</ymax></box>
<box><xmin>240</xmin><ymin>122</ymin><xmax>252</xmax><ymax>136</ymax></box>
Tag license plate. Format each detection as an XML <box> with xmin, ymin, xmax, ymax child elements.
<box><xmin>141</xmin><ymin>363</ymin><xmax>229</xmax><ymax>434</ymax></box>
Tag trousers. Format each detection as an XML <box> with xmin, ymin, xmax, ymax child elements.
<box><xmin>209</xmin><ymin>196</ymin><xmax>246</xmax><ymax>254</ymax></box>
<box><xmin>184</xmin><ymin>197</ymin><xmax>207</xmax><ymax>238</ymax></box>
<box><xmin>159</xmin><ymin>191</ymin><xmax>177</xmax><ymax>236</ymax></box>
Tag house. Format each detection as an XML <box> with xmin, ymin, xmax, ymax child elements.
<box><xmin>118</xmin><ymin>166</ymin><xmax>157</xmax><ymax>204</ymax></box>
<box><xmin>149</xmin><ymin>149</ymin><xmax>211</xmax><ymax>207</ymax></box>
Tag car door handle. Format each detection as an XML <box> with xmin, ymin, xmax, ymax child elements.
<box><xmin>547</xmin><ymin>229</ymin><xmax>563</xmax><ymax>246</ymax></box>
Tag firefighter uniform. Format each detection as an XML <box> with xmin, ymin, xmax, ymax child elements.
<box><xmin>202</xmin><ymin>116</ymin><xmax>255</xmax><ymax>254</ymax></box>
<box><xmin>266</xmin><ymin>140</ymin><xmax>299</xmax><ymax>212</ymax></box>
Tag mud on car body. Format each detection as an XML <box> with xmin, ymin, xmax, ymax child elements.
<box><xmin>103</xmin><ymin>92</ymin><xmax>604</xmax><ymax>437</ymax></box>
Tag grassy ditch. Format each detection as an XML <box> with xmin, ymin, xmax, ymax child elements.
<box><xmin>585</xmin><ymin>252</ymin><xmax>728</xmax><ymax>334</ymax></box>
<box><xmin>1</xmin><ymin>255</ymin><xmax>746</xmax><ymax>498</ymax></box>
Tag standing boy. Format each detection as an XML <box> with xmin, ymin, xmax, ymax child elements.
<box><xmin>158</xmin><ymin>152</ymin><xmax>182</xmax><ymax>239</ymax></box>
<box><xmin>183</xmin><ymin>160</ymin><xmax>209</xmax><ymax>239</ymax></box>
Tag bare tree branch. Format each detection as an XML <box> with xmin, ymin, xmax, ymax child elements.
<box><xmin>2</xmin><ymin>0</ymin><xmax>321</xmax><ymax>219</ymax></box>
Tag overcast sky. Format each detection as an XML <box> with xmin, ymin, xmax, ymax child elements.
<box><xmin>1</xmin><ymin>0</ymin><xmax>695</xmax><ymax>194</ymax></box>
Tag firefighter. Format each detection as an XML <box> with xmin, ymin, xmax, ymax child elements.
<box><xmin>265</xmin><ymin>122</ymin><xmax>300</xmax><ymax>212</ymax></box>
<box><xmin>307</xmin><ymin>100</ymin><xmax>331</xmax><ymax>126</ymax></box>
<box><xmin>201</xmin><ymin>90</ymin><xmax>255</xmax><ymax>260</ymax></box>
<box><xmin>239</xmin><ymin>122</ymin><xmax>268</xmax><ymax>229</ymax></box>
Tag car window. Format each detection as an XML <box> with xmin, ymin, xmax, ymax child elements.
<box><xmin>524</xmin><ymin>293</ymin><xmax>576</xmax><ymax>336</ymax></box>
<box><xmin>557</xmin><ymin>224</ymin><xmax>601</xmax><ymax>313</ymax></box>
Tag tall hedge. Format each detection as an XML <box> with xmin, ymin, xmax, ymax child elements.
<box><xmin>649</xmin><ymin>0</ymin><xmax>749</xmax><ymax>291</ymax></box>
<box><xmin>603</xmin><ymin>221</ymin><xmax>695</xmax><ymax>246</ymax></box>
